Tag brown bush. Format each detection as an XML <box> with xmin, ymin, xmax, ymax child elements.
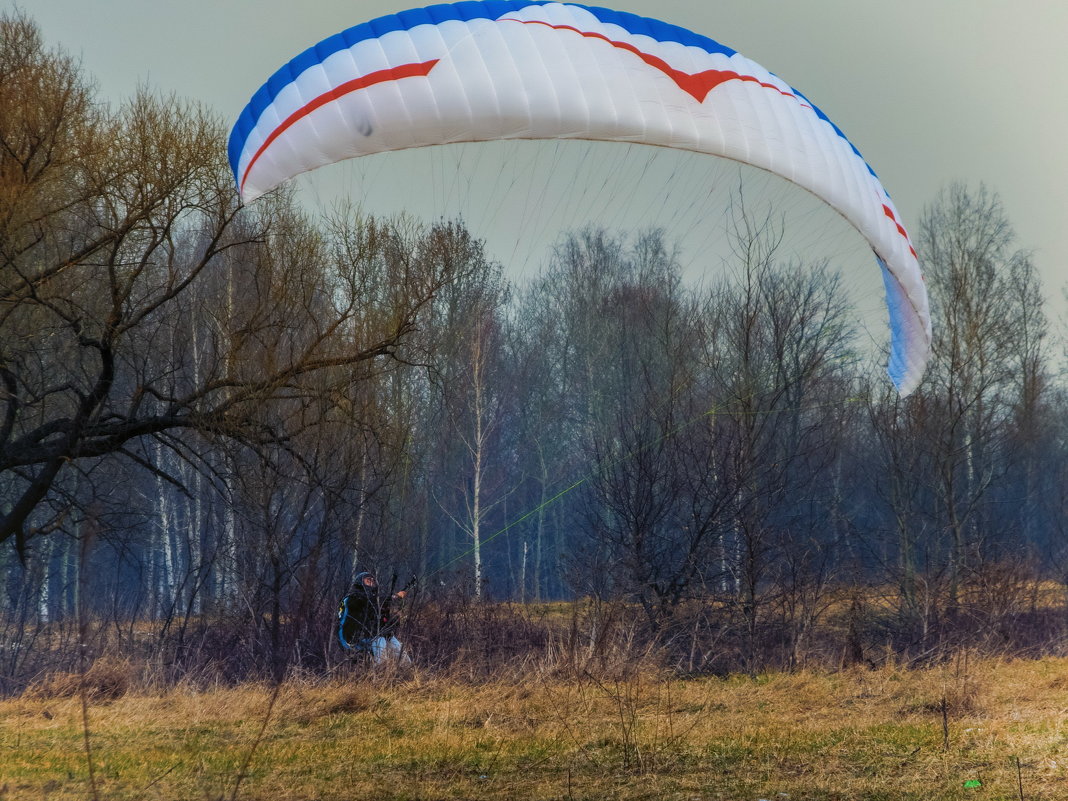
<box><xmin>23</xmin><ymin>656</ymin><xmax>134</xmax><ymax>701</ymax></box>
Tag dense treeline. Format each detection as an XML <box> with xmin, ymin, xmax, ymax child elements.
<box><xmin>2</xmin><ymin>13</ymin><xmax>1066</xmax><ymax>689</ymax></box>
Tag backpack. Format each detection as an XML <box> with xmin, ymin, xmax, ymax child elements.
<box><xmin>337</xmin><ymin>593</ymin><xmax>371</xmax><ymax>651</ymax></box>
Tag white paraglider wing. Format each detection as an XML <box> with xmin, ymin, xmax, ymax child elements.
<box><xmin>228</xmin><ymin>1</ymin><xmax>931</xmax><ymax>394</ymax></box>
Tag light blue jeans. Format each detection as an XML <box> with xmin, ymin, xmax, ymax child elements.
<box><xmin>369</xmin><ymin>635</ymin><xmax>410</xmax><ymax>664</ymax></box>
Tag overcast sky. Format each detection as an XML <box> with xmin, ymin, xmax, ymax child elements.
<box><xmin>16</xmin><ymin>0</ymin><xmax>1068</xmax><ymax>312</ymax></box>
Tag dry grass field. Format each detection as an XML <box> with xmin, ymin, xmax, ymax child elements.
<box><xmin>2</xmin><ymin>655</ymin><xmax>1067</xmax><ymax>801</ymax></box>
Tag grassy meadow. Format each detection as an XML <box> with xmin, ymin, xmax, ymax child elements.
<box><xmin>2</xmin><ymin>655</ymin><xmax>1067</xmax><ymax>800</ymax></box>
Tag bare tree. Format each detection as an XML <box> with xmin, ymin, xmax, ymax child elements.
<box><xmin>864</xmin><ymin>386</ymin><xmax>938</xmax><ymax>635</ymax></box>
<box><xmin>578</xmin><ymin>233</ymin><xmax>719</xmax><ymax>627</ymax></box>
<box><xmin>0</xmin><ymin>14</ymin><xmax>473</xmax><ymax>558</ymax></box>
<box><xmin>918</xmin><ymin>182</ymin><xmax>1043</xmax><ymax>609</ymax></box>
<box><xmin>699</xmin><ymin>206</ymin><xmax>857</xmax><ymax>673</ymax></box>
<box><xmin>505</xmin><ymin>228</ymin><xmax>641</xmax><ymax>601</ymax></box>
<box><xmin>421</xmin><ymin>230</ymin><xmax>511</xmax><ymax>596</ymax></box>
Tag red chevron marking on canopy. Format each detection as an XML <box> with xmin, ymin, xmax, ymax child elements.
<box><xmin>883</xmin><ymin>204</ymin><xmax>917</xmax><ymax>258</ymax></box>
<box><xmin>507</xmin><ymin>18</ymin><xmax>810</xmax><ymax>106</ymax></box>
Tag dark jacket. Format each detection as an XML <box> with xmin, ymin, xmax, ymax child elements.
<box><xmin>337</xmin><ymin>580</ymin><xmax>396</xmax><ymax>650</ymax></box>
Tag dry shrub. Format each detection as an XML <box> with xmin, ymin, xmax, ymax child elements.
<box><xmin>940</xmin><ymin>680</ymin><xmax>982</xmax><ymax>716</ymax></box>
<box><xmin>905</xmin><ymin>680</ymin><xmax>983</xmax><ymax>718</ymax></box>
<box><xmin>941</xmin><ymin>658</ymin><xmax>984</xmax><ymax>716</ymax></box>
<box><xmin>23</xmin><ymin>656</ymin><xmax>134</xmax><ymax>701</ymax></box>
<box><xmin>405</xmin><ymin>594</ymin><xmax>552</xmax><ymax>677</ymax></box>
<box><xmin>286</xmin><ymin>682</ymin><xmax>379</xmax><ymax>724</ymax></box>
<box><xmin>894</xmin><ymin>651</ymin><xmax>986</xmax><ymax>718</ymax></box>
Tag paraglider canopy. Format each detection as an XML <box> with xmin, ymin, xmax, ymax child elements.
<box><xmin>228</xmin><ymin>1</ymin><xmax>931</xmax><ymax>394</ymax></box>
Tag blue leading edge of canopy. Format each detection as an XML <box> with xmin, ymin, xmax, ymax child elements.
<box><xmin>228</xmin><ymin>1</ymin><xmax>873</xmax><ymax>189</ymax></box>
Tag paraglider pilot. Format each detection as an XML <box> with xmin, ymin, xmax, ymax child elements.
<box><xmin>337</xmin><ymin>572</ymin><xmax>409</xmax><ymax>663</ymax></box>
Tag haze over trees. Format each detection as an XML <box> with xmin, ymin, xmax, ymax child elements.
<box><xmin>2</xmin><ymin>11</ymin><xmax>1067</xmax><ymax>688</ymax></box>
